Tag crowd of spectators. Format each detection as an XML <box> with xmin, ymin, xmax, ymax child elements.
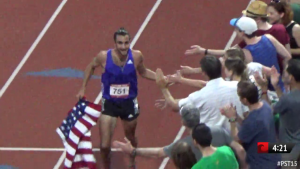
<box><xmin>113</xmin><ymin>0</ymin><xmax>300</xmax><ymax>168</ymax></box>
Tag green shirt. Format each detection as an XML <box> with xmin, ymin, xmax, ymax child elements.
<box><xmin>291</xmin><ymin>3</ymin><xmax>300</xmax><ymax>24</ymax></box>
<box><xmin>191</xmin><ymin>146</ymin><xmax>239</xmax><ymax>169</ymax></box>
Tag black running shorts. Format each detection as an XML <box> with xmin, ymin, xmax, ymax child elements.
<box><xmin>101</xmin><ymin>98</ymin><xmax>140</xmax><ymax>121</ymax></box>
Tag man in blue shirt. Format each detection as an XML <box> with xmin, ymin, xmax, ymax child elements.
<box><xmin>220</xmin><ymin>81</ymin><xmax>281</xmax><ymax>169</ymax></box>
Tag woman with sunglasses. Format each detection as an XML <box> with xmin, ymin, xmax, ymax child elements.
<box><xmin>268</xmin><ymin>1</ymin><xmax>300</xmax><ymax>60</ymax></box>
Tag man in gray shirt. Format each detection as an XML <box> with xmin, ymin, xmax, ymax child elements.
<box><xmin>274</xmin><ymin>59</ymin><xmax>300</xmax><ymax>162</ymax></box>
<box><xmin>113</xmin><ymin>104</ymin><xmax>247</xmax><ymax>168</ymax></box>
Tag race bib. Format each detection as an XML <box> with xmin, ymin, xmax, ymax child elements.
<box><xmin>109</xmin><ymin>84</ymin><xmax>130</xmax><ymax>98</ymax></box>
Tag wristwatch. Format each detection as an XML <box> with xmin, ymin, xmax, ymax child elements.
<box><xmin>228</xmin><ymin>117</ymin><xmax>237</xmax><ymax>123</ymax></box>
<box><xmin>205</xmin><ymin>49</ymin><xmax>208</xmax><ymax>55</ymax></box>
<box><xmin>131</xmin><ymin>148</ymin><xmax>137</xmax><ymax>157</ymax></box>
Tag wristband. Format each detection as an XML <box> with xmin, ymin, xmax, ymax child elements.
<box><xmin>229</xmin><ymin>117</ymin><xmax>237</xmax><ymax>123</ymax></box>
<box><xmin>131</xmin><ymin>148</ymin><xmax>137</xmax><ymax>157</ymax></box>
<box><xmin>205</xmin><ymin>49</ymin><xmax>208</xmax><ymax>55</ymax></box>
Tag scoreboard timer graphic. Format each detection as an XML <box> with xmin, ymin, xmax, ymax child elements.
<box><xmin>257</xmin><ymin>142</ymin><xmax>295</xmax><ymax>153</ymax></box>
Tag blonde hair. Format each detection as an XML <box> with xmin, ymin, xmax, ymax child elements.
<box><xmin>225</xmin><ymin>47</ymin><xmax>245</xmax><ymax>62</ymax></box>
<box><xmin>225</xmin><ymin>57</ymin><xmax>249</xmax><ymax>81</ymax></box>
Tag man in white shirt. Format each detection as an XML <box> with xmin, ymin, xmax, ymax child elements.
<box><xmin>156</xmin><ymin>56</ymin><xmax>248</xmax><ymax>131</ymax></box>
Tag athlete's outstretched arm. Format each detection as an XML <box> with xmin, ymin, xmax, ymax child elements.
<box><xmin>135</xmin><ymin>51</ymin><xmax>157</xmax><ymax>81</ymax></box>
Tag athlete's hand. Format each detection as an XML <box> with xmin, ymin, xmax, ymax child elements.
<box><xmin>156</xmin><ymin>68</ymin><xmax>168</xmax><ymax>88</ymax></box>
<box><xmin>76</xmin><ymin>87</ymin><xmax>85</xmax><ymax>99</ymax></box>
<box><xmin>184</xmin><ymin>45</ymin><xmax>205</xmax><ymax>56</ymax></box>
<box><xmin>155</xmin><ymin>99</ymin><xmax>167</xmax><ymax>110</ymax></box>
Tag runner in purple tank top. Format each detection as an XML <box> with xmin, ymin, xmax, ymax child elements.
<box><xmin>76</xmin><ymin>27</ymin><xmax>169</xmax><ymax>169</ymax></box>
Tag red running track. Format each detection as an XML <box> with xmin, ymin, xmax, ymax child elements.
<box><xmin>0</xmin><ymin>0</ymin><xmax>251</xmax><ymax>168</ymax></box>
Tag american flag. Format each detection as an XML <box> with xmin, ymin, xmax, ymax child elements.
<box><xmin>56</xmin><ymin>98</ymin><xmax>101</xmax><ymax>169</ymax></box>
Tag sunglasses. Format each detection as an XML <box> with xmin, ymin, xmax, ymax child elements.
<box><xmin>271</xmin><ymin>0</ymin><xmax>280</xmax><ymax>3</ymax></box>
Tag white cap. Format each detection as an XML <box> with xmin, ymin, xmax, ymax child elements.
<box><xmin>230</xmin><ymin>16</ymin><xmax>258</xmax><ymax>35</ymax></box>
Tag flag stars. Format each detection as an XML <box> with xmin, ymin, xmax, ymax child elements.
<box><xmin>58</xmin><ymin>100</ymin><xmax>96</xmax><ymax>141</ymax></box>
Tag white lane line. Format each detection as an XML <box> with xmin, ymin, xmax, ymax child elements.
<box><xmin>0</xmin><ymin>0</ymin><xmax>68</xmax><ymax>99</ymax></box>
<box><xmin>55</xmin><ymin>151</ymin><xmax>66</xmax><ymax>169</ymax></box>
<box><xmin>224</xmin><ymin>0</ymin><xmax>255</xmax><ymax>50</ymax></box>
<box><xmin>0</xmin><ymin>147</ymin><xmax>159</xmax><ymax>152</ymax></box>
<box><xmin>53</xmin><ymin>0</ymin><xmax>163</xmax><ymax>168</ymax></box>
<box><xmin>158</xmin><ymin>126</ymin><xmax>186</xmax><ymax>169</ymax></box>
<box><xmin>158</xmin><ymin>0</ymin><xmax>255</xmax><ymax>168</ymax></box>
<box><xmin>0</xmin><ymin>147</ymin><xmax>148</xmax><ymax>152</ymax></box>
